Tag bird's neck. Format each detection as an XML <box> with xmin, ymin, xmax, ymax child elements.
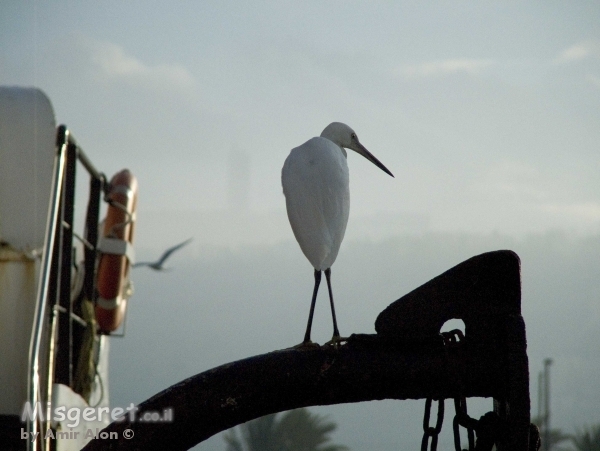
<box><xmin>321</xmin><ymin>136</ymin><xmax>348</xmax><ymax>158</ymax></box>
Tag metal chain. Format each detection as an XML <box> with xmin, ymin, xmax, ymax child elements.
<box><xmin>453</xmin><ymin>396</ymin><xmax>475</xmax><ymax>451</ymax></box>
<box><xmin>440</xmin><ymin>329</ymin><xmax>463</xmax><ymax>348</ymax></box>
<box><xmin>418</xmin><ymin>329</ymin><xmax>486</xmax><ymax>451</ymax></box>
<box><xmin>439</xmin><ymin>330</ymin><xmax>476</xmax><ymax>451</ymax></box>
<box><xmin>421</xmin><ymin>398</ymin><xmax>445</xmax><ymax>451</ymax></box>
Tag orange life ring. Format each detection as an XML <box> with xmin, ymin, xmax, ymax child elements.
<box><xmin>95</xmin><ymin>169</ymin><xmax>138</xmax><ymax>333</ymax></box>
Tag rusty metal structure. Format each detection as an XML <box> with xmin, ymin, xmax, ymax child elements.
<box><xmin>84</xmin><ymin>250</ymin><xmax>538</xmax><ymax>451</ymax></box>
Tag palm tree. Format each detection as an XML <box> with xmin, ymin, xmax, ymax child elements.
<box><xmin>570</xmin><ymin>424</ymin><xmax>600</xmax><ymax>451</ymax></box>
<box><xmin>224</xmin><ymin>412</ymin><xmax>279</xmax><ymax>451</ymax></box>
<box><xmin>223</xmin><ymin>408</ymin><xmax>349</xmax><ymax>451</ymax></box>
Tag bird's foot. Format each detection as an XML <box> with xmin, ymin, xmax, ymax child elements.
<box><xmin>290</xmin><ymin>340</ymin><xmax>321</xmax><ymax>350</ymax></box>
<box><xmin>323</xmin><ymin>335</ymin><xmax>348</xmax><ymax>347</ymax></box>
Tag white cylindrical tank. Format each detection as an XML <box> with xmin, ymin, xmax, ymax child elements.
<box><xmin>0</xmin><ymin>87</ymin><xmax>56</xmax><ymax>417</ymax></box>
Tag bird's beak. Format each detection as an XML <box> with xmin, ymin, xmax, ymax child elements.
<box><xmin>351</xmin><ymin>139</ymin><xmax>394</xmax><ymax>178</ymax></box>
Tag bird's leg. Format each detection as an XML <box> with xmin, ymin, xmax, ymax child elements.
<box><xmin>324</xmin><ymin>268</ymin><xmax>347</xmax><ymax>346</ymax></box>
<box><xmin>302</xmin><ymin>269</ymin><xmax>322</xmax><ymax>344</ymax></box>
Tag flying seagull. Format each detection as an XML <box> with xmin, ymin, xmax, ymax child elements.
<box><xmin>133</xmin><ymin>238</ymin><xmax>193</xmax><ymax>270</ymax></box>
<box><xmin>282</xmin><ymin>122</ymin><xmax>393</xmax><ymax>346</ymax></box>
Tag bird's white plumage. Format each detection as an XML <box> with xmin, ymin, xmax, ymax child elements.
<box><xmin>282</xmin><ymin>136</ymin><xmax>350</xmax><ymax>270</ymax></box>
<box><xmin>282</xmin><ymin>122</ymin><xmax>393</xmax><ymax>344</ymax></box>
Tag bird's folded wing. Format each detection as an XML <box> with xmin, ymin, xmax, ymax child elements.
<box><xmin>282</xmin><ymin>139</ymin><xmax>349</xmax><ymax>269</ymax></box>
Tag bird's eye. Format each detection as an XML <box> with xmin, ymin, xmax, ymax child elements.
<box><xmin>351</xmin><ymin>133</ymin><xmax>357</xmax><ymax>139</ymax></box>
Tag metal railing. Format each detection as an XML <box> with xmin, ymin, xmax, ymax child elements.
<box><xmin>26</xmin><ymin>125</ymin><xmax>107</xmax><ymax>451</ymax></box>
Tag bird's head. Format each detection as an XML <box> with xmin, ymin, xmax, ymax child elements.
<box><xmin>320</xmin><ymin>122</ymin><xmax>358</xmax><ymax>150</ymax></box>
<box><xmin>320</xmin><ymin>122</ymin><xmax>394</xmax><ymax>177</ymax></box>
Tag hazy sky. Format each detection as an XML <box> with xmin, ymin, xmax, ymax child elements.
<box><xmin>2</xmin><ymin>2</ymin><xmax>600</xmax><ymax>449</ymax></box>
<box><xmin>3</xmin><ymin>1</ymin><xmax>600</xmax><ymax>244</ymax></box>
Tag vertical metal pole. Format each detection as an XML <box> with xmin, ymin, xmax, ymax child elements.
<box><xmin>84</xmin><ymin>174</ymin><xmax>102</xmax><ymax>301</ymax></box>
<box><xmin>54</xmin><ymin>143</ymin><xmax>76</xmax><ymax>386</ymax></box>
<box><xmin>44</xmin><ymin>189</ymin><xmax>63</xmax><ymax>451</ymax></box>
<box><xmin>537</xmin><ymin>371</ymin><xmax>543</xmax><ymax>423</ymax></box>
<box><xmin>27</xmin><ymin>135</ymin><xmax>66</xmax><ymax>451</ymax></box>
<box><xmin>543</xmin><ymin>358</ymin><xmax>553</xmax><ymax>451</ymax></box>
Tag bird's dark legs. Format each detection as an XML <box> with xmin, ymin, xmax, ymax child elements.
<box><xmin>295</xmin><ymin>268</ymin><xmax>345</xmax><ymax>348</ymax></box>
<box><xmin>303</xmin><ymin>269</ymin><xmax>322</xmax><ymax>344</ymax></box>
<box><xmin>324</xmin><ymin>268</ymin><xmax>341</xmax><ymax>339</ymax></box>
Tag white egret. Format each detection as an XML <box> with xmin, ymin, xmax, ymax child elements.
<box><xmin>133</xmin><ymin>238</ymin><xmax>193</xmax><ymax>270</ymax></box>
<box><xmin>282</xmin><ymin>122</ymin><xmax>393</xmax><ymax>346</ymax></box>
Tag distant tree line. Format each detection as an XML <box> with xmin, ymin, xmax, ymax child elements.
<box><xmin>225</xmin><ymin>412</ymin><xmax>600</xmax><ymax>451</ymax></box>
<box><xmin>532</xmin><ymin>417</ymin><xmax>600</xmax><ymax>451</ymax></box>
<box><xmin>224</xmin><ymin>408</ymin><xmax>348</xmax><ymax>451</ymax></box>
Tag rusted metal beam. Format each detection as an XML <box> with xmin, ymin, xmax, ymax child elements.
<box><xmin>83</xmin><ymin>250</ymin><xmax>530</xmax><ymax>451</ymax></box>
